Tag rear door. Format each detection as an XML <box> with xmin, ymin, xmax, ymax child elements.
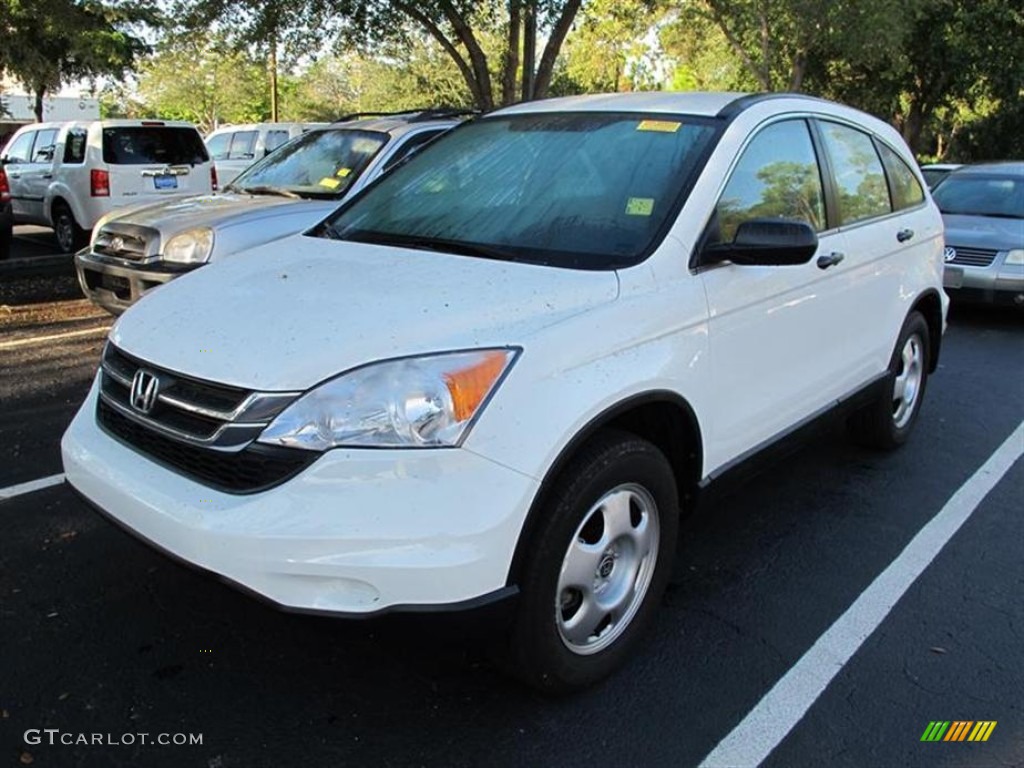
<box><xmin>102</xmin><ymin>125</ymin><xmax>211</xmax><ymax>202</ymax></box>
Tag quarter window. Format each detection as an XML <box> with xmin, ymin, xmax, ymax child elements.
<box><xmin>206</xmin><ymin>133</ymin><xmax>230</xmax><ymax>160</ymax></box>
<box><xmin>877</xmin><ymin>143</ymin><xmax>924</xmax><ymax>211</ymax></box>
<box><xmin>715</xmin><ymin>120</ymin><xmax>826</xmax><ymax>243</ymax></box>
<box><xmin>819</xmin><ymin>121</ymin><xmax>891</xmax><ymax>224</ymax></box>
<box><xmin>63</xmin><ymin>128</ymin><xmax>88</xmax><ymax>164</ymax></box>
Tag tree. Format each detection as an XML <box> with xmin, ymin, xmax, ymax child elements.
<box><xmin>1</xmin><ymin>0</ymin><xmax>157</xmax><ymax>120</ymax></box>
<box><xmin>562</xmin><ymin>0</ymin><xmax>663</xmax><ymax>93</ymax></box>
<box><xmin>135</xmin><ymin>30</ymin><xmax>270</xmax><ymax>132</ymax></box>
<box><xmin>177</xmin><ymin>0</ymin><xmax>587</xmax><ymax>110</ymax></box>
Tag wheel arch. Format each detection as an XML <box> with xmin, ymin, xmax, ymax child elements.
<box><xmin>910</xmin><ymin>289</ymin><xmax>943</xmax><ymax>373</ymax></box>
<box><xmin>505</xmin><ymin>391</ymin><xmax>703</xmax><ymax>587</ymax></box>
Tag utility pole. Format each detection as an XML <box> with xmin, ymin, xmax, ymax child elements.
<box><xmin>269</xmin><ymin>37</ymin><xmax>279</xmax><ymax>122</ymax></box>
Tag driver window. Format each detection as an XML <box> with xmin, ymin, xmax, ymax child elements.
<box><xmin>714</xmin><ymin>120</ymin><xmax>826</xmax><ymax>244</ymax></box>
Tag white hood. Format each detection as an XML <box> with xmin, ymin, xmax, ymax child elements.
<box><xmin>110</xmin><ymin>234</ymin><xmax>620</xmax><ymax>390</ymax></box>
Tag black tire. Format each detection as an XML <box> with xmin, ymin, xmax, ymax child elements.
<box><xmin>0</xmin><ymin>225</ymin><xmax>10</xmax><ymax>261</ymax></box>
<box><xmin>501</xmin><ymin>430</ymin><xmax>679</xmax><ymax>693</ymax></box>
<box><xmin>52</xmin><ymin>202</ymin><xmax>88</xmax><ymax>253</ymax></box>
<box><xmin>848</xmin><ymin>310</ymin><xmax>930</xmax><ymax>450</ymax></box>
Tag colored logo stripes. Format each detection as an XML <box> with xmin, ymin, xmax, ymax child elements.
<box><xmin>921</xmin><ymin>721</ymin><xmax>997</xmax><ymax>742</ymax></box>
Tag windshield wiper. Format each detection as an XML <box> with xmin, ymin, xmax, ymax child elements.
<box><xmin>237</xmin><ymin>185</ymin><xmax>303</xmax><ymax>200</ymax></box>
<box><xmin>341</xmin><ymin>230</ymin><xmax>517</xmax><ymax>262</ymax></box>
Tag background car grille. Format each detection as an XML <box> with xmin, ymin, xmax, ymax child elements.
<box><xmin>93</xmin><ymin>227</ymin><xmax>158</xmax><ymax>260</ymax></box>
<box><xmin>97</xmin><ymin>344</ymin><xmax>310</xmax><ymax>493</ymax></box>
<box><xmin>947</xmin><ymin>246</ymin><xmax>997</xmax><ymax>267</ymax></box>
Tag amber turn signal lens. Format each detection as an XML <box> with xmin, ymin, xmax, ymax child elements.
<box><xmin>444</xmin><ymin>351</ymin><xmax>509</xmax><ymax>422</ymax></box>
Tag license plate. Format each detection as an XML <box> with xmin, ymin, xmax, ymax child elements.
<box><xmin>943</xmin><ymin>266</ymin><xmax>964</xmax><ymax>289</ymax></box>
<box><xmin>154</xmin><ymin>174</ymin><xmax>178</xmax><ymax>190</ymax></box>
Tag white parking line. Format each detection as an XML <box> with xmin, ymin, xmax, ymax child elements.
<box><xmin>0</xmin><ymin>325</ymin><xmax>109</xmax><ymax>351</ymax></box>
<box><xmin>0</xmin><ymin>473</ymin><xmax>66</xmax><ymax>501</ymax></box>
<box><xmin>699</xmin><ymin>419</ymin><xmax>1024</xmax><ymax>768</ymax></box>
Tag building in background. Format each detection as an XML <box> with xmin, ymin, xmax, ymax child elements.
<box><xmin>1</xmin><ymin>85</ymin><xmax>101</xmax><ymax>148</ymax></box>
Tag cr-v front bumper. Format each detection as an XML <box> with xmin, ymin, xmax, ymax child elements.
<box><xmin>62</xmin><ymin>376</ymin><xmax>538</xmax><ymax>615</ymax></box>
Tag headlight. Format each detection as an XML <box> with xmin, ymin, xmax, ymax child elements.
<box><xmin>257</xmin><ymin>349</ymin><xmax>518</xmax><ymax>450</ymax></box>
<box><xmin>162</xmin><ymin>228</ymin><xmax>214</xmax><ymax>264</ymax></box>
<box><xmin>1005</xmin><ymin>249</ymin><xmax>1024</xmax><ymax>266</ymax></box>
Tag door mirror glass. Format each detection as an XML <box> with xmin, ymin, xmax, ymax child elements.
<box><xmin>704</xmin><ymin>219</ymin><xmax>818</xmax><ymax>266</ymax></box>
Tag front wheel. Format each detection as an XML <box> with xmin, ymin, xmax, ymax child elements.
<box><xmin>502</xmin><ymin>430</ymin><xmax>679</xmax><ymax>692</ymax></box>
<box><xmin>848</xmin><ymin>310</ymin><xmax>930</xmax><ymax>449</ymax></box>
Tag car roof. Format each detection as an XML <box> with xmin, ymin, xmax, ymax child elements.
<box><xmin>319</xmin><ymin>112</ymin><xmax>466</xmax><ymax>136</ymax></box>
<box><xmin>920</xmin><ymin>163</ymin><xmax>962</xmax><ymax>171</ymax></box>
<box><xmin>948</xmin><ymin>162</ymin><xmax>1024</xmax><ymax>177</ymax></box>
<box><xmin>493</xmin><ymin>91</ymin><xmax>750</xmax><ymax>117</ymax></box>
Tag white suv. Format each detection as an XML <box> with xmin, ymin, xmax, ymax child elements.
<box><xmin>0</xmin><ymin>120</ymin><xmax>214</xmax><ymax>252</ymax></box>
<box><xmin>205</xmin><ymin>122</ymin><xmax>326</xmax><ymax>186</ymax></box>
<box><xmin>63</xmin><ymin>93</ymin><xmax>947</xmax><ymax>691</ymax></box>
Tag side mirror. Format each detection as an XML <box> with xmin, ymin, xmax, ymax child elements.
<box><xmin>704</xmin><ymin>219</ymin><xmax>818</xmax><ymax>266</ymax></box>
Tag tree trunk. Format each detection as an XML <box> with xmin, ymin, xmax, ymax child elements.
<box><xmin>502</xmin><ymin>0</ymin><xmax>521</xmax><ymax>106</ymax></box>
<box><xmin>269</xmin><ymin>37</ymin><xmax>279</xmax><ymax>122</ymax></box>
<box><xmin>439</xmin><ymin>0</ymin><xmax>494</xmax><ymax>110</ymax></box>
<box><xmin>533</xmin><ymin>0</ymin><xmax>582</xmax><ymax>100</ymax></box>
<box><xmin>902</xmin><ymin>100</ymin><xmax>925</xmax><ymax>155</ymax></box>
<box><xmin>33</xmin><ymin>87</ymin><xmax>45</xmax><ymax>122</ymax></box>
<box><xmin>522</xmin><ymin>1</ymin><xmax>536</xmax><ymax>101</ymax></box>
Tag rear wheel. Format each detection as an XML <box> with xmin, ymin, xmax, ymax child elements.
<box><xmin>0</xmin><ymin>222</ymin><xmax>10</xmax><ymax>260</ymax></box>
<box><xmin>52</xmin><ymin>202</ymin><xmax>88</xmax><ymax>253</ymax></box>
<box><xmin>849</xmin><ymin>311</ymin><xmax>930</xmax><ymax>449</ymax></box>
<box><xmin>502</xmin><ymin>430</ymin><xmax>679</xmax><ymax>693</ymax></box>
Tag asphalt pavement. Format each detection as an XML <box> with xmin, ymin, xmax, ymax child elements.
<box><xmin>0</xmin><ymin>288</ymin><xmax>1021</xmax><ymax>768</ymax></box>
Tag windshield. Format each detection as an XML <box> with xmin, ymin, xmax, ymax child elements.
<box><xmin>932</xmin><ymin>174</ymin><xmax>1024</xmax><ymax>219</ymax></box>
<box><xmin>318</xmin><ymin>112</ymin><xmax>720</xmax><ymax>269</ymax></box>
<box><xmin>229</xmin><ymin>128</ymin><xmax>388</xmax><ymax>199</ymax></box>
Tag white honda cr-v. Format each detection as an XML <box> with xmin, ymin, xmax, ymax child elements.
<box><xmin>62</xmin><ymin>92</ymin><xmax>947</xmax><ymax>692</ymax></box>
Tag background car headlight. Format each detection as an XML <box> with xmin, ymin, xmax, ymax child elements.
<box><xmin>257</xmin><ymin>348</ymin><xmax>518</xmax><ymax>450</ymax></box>
<box><xmin>162</xmin><ymin>228</ymin><xmax>214</xmax><ymax>264</ymax></box>
<box><xmin>1004</xmin><ymin>249</ymin><xmax>1024</xmax><ymax>266</ymax></box>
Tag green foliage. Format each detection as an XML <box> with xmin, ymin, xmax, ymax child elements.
<box><xmin>134</xmin><ymin>29</ymin><xmax>270</xmax><ymax>132</ymax></box>
<box><xmin>561</xmin><ymin>0</ymin><xmax>662</xmax><ymax>93</ymax></box>
<box><xmin>1</xmin><ymin>0</ymin><xmax>157</xmax><ymax>119</ymax></box>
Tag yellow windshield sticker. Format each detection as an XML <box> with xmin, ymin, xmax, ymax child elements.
<box><xmin>637</xmin><ymin>120</ymin><xmax>681</xmax><ymax>133</ymax></box>
<box><xmin>626</xmin><ymin>197</ymin><xmax>655</xmax><ymax>216</ymax></box>
<box><xmin>336</xmin><ymin>167</ymin><xmax>352</xmax><ymax>177</ymax></box>
<box><xmin>318</xmin><ymin>177</ymin><xmax>342</xmax><ymax>189</ymax></box>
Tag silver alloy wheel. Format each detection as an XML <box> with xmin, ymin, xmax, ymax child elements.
<box><xmin>892</xmin><ymin>333</ymin><xmax>924</xmax><ymax>429</ymax></box>
<box><xmin>555</xmin><ymin>482</ymin><xmax>660</xmax><ymax>655</ymax></box>
<box><xmin>55</xmin><ymin>209</ymin><xmax>75</xmax><ymax>253</ymax></box>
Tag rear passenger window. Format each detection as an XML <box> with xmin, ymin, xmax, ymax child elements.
<box><xmin>876</xmin><ymin>143</ymin><xmax>925</xmax><ymax>211</ymax></box>
<box><xmin>63</xmin><ymin>129</ymin><xmax>88</xmax><ymax>164</ymax></box>
<box><xmin>715</xmin><ymin>120</ymin><xmax>826</xmax><ymax>242</ymax></box>
<box><xmin>819</xmin><ymin>122</ymin><xmax>891</xmax><ymax>224</ymax></box>
<box><xmin>31</xmin><ymin>129</ymin><xmax>58</xmax><ymax>162</ymax></box>
<box><xmin>228</xmin><ymin>131</ymin><xmax>258</xmax><ymax>160</ymax></box>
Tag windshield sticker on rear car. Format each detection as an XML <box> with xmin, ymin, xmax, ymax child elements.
<box><xmin>625</xmin><ymin>197</ymin><xmax>655</xmax><ymax>216</ymax></box>
<box><xmin>336</xmin><ymin>168</ymin><xmax>352</xmax><ymax>178</ymax></box>
<box><xmin>637</xmin><ymin>120</ymin><xmax>681</xmax><ymax>133</ymax></box>
<box><xmin>318</xmin><ymin>177</ymin><xmax>342</xmax><ymax>189</ymax></box>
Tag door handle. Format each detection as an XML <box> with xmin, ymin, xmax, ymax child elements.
<box><xmin>897</xmin><ymin>228</ymin><xmax>914</xmax><ymax>243</ymax></box>
<box><xmin>8</xmin><ymin>173</ymin><xmax>20</xmax><ymax>179</ymax></box>
<box><xmin>817</xmin><ymin>252</ymin><xmax>845</xmax><ymax>270</ymax></box>
<box><xmin>42</xmin><ymin>173</ymin><xmax>53</xmax><ymax>179</ymax></box>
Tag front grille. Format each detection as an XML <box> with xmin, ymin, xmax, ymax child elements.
<box><xmin>98</xmin><ymin>399</ymin><xmax>316</xmax><ymax>493</ymax></box>
<box><xmin>93</xmin><ymin>226</ymin><xmax>157</xmax><ymax>260</ymax></box>
<box><xmin>97</xmin><ymin>343</ymin><xmax>307</xmax><ymax>492</ymax></box>
<box><xmin>947</xmin><ymin>246</ymin><xmax>997</xmax><ymax>267</ymax></box>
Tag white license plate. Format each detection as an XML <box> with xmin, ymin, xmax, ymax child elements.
<box><xmin>943</xmin><ymin>267</ymin><xmax>964</xmax><ymax>289</ymax></box>
<box><xmin>154</xmin><ymin>175</ymin><xmax>178</xmax><ymax>190</ymax></box>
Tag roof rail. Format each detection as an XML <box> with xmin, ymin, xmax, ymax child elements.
<box><xmin>331</xmin><ymin>108</ymin><xmax>480</xmax><ymax>125</ymax></box>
